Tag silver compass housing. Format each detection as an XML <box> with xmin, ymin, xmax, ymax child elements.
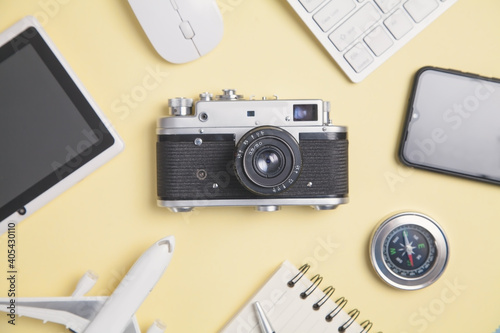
<box><xmin>370</xmin><ymin>212</ymin><xmax>449</xmax><ymax>290</ymax></box>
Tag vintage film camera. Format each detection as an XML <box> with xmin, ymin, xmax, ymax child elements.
<box><xmin>156</xmin><ymin>89</ymin><xmax>348</xmax><ymax>212</ymax></box>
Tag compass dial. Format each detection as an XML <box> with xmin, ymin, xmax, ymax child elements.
<box><xmin>370</xmin><ymin>212</ymin><xmax>449</xmax><ymax>290</ymax></box>
<box><xmin>383</xmin><ymin>224</ymin><xmax>435</xmax><ymax>278</ymax></box>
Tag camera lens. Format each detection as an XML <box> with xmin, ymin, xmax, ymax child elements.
<box><xmin>254</xmin><ymin>147</ymin><xmax>285</xmax><ymax>178</ymax></box>
<box><xmin>234</xmin><ymin>126</ymin><xmax>302</xmax><ymax>195</ymax></box>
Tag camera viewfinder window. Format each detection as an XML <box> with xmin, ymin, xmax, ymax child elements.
<box><xmin>293</xmin><ymin>104</ymin><xmax>318</xmax><ymax>121</ymax></box>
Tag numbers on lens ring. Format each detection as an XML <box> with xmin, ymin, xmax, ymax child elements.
<box><xmin>247</xmin><ymin>141</ymin><xmax>263</xmax><ymax>156</ymax></box>
<box><xmin>272</xmin><ymin>179</ymin><xmax>295</xmax><ymax>193</ymax></box>
<box><xmin>273</xmin><ymin>185</ymin><xmax>283</xmax><ymax>193</ymax></box>
<box><xmin>249</xmin><ymin>131</ymin><xmax>265</xmax><ymax>141</ymax></box>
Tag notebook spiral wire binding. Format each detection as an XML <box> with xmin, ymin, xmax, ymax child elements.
<box><xmin>325</xmin><ymin>297</ymin><xmax>347</xmax><ymax>322</ymax></box>
<box><xmin>300</xmin><ymin>274</ymin><xmax>323</xmax><ymax>299</ymax></box>
<box><xmin>288</xmin><ymin>263</ymin><xmax>381</xmax><ymax>333</ymax></box>
<box><xmin>313</xmin><ymin>286</ymin><xmax>335</xmax><ymax>310</ymax></box>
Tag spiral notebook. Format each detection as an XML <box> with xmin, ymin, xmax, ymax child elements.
<box><xmin>220</xmin><ymin>261</ymin><xmax>376</xmax><ymax>333</ymax></box>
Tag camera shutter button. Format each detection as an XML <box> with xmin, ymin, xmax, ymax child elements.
<box><xmin>216</xmin><ymin>89</ymin><xmax>243</xmax><ymax>100</ymax></box>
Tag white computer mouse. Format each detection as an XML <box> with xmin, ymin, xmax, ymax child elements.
<box><xmin>128</xmin><ymin>0</ymin><xmax>224</xmax><ymax>64</ymax></box>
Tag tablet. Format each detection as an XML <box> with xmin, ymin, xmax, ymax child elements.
<box><xmin>0</xmin><ymin>17</ymin><xmax>124</xmax><ymax>234</ymax></box>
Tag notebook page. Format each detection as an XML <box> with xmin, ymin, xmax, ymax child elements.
<box><xmin>220</xmin><ymin>260</ymin><xmax>365</xmax><ymax>333</ymax></box>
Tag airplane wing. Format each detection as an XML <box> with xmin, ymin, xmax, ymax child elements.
<box><xmin>0</xmin><ymin>296</ymin><xmax>104</xmax><ymax>332</ymax></box>
<box><xmin>0</xmin><ymin>296</ymin><xmax>142</xmax><ymax>332</ymax></box>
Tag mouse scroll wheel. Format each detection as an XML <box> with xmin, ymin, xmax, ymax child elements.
<box><xmin>179</xmin><ymin>21</ymin><xmax>195</xmax><ymax>39</ymax></box>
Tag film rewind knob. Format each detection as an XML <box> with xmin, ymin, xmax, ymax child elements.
<box><xmin>168</xmin><ymin>98</ymin><xmax>193</xmax><ymax>116</ymax></box>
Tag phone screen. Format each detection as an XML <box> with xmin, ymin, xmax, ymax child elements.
<box><xmin>400</xmin><ymin>67</ymin><xmax>500</xmax><ymax>184</ymax></box>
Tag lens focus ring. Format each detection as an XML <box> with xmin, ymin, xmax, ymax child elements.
<box><xmin>234</xmin><ymin>126</ymin><xmax>302</xmax><ymax>195</ymax></box>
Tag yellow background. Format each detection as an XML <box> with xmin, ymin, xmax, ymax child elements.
<box><xmin>1</xmin><ymin>0</ymin><xmax>500</xmax><ymax>332</ymax></box>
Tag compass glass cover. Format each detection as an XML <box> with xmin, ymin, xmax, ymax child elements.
<box><xmin>383</xmin><ymin>224</ymin><xmax>436</xmax><ymax>278</ymax></box>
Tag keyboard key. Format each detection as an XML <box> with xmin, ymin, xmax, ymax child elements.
<box><xmin>344</xmin><ymin>43</ymin><xmax>373</xmax><ymax>73</ymax></box>
<box><xmin>384</xmin><ymin>9</ymin><xmax>413</xmax><ymax>39</ymax></box>
<box><xmin>329</xmin><ymin>3</ymin><xmax>382</xmax><ymax>51</ymax></box>
<box><xmin>286</xmin><ymin>0</ymin><xmax>458</xmax><ymax>82</ymax></box>
<box><xmin>364</xmin><ymin>26</ymin><xmax>393</xmax><ymax>56</ymax></box>
<box><xmin>299</xmin><ymin>0</ymin><xmax>328</xmax><ymax>12</ymax></box>
<box><xmin>374</xmin><ymin>0</ymin><xmax>401</xmax><ymax>13</ymax></box>
<box><xmin>404</xmin><ymin>0</ymin><xmax>439</xmax><ymax>23</ymax></box>
<box><xmin>313</xmin><ymin>0</ymin><xmax>356</xmax><ymax>32</ymax></box>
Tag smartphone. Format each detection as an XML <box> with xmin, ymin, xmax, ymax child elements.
<box><xmin>399</xmin><ymin>67</ymin><xmax>500</xmax><ymax>185</ymax></box>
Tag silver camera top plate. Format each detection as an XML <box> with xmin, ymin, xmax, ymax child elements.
<box><xmin>157</xmin><ymin>89</ymin><xmax>347</xmax><ymax>142</ymax></box>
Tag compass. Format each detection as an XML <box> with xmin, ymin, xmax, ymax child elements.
<box><xmin>370</xmin><ymin>212</ymin><xmax>449</xmax><ymax>290</ymax></box>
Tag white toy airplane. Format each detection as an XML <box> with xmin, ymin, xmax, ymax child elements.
<box><xmin>0</xmin><ymin>235</ymin><xmax>175</xmax><ymax>333</ymax></box>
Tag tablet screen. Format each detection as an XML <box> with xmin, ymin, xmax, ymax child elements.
<box><xmin>0</xmin><ymin>26</ymin><xmax>118</xmax><ymax>221</ymax></box>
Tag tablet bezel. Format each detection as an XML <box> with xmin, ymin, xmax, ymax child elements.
<box><xmin>0</xmin><ymin>16</ymin><xmax>124</xmax><ymax>234</ymax></box>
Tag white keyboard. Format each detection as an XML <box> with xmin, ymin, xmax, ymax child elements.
<box><xmin>287</xmin><ymin>0</ymin><xmax>458</xmax><ymax>82</ymax></box>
